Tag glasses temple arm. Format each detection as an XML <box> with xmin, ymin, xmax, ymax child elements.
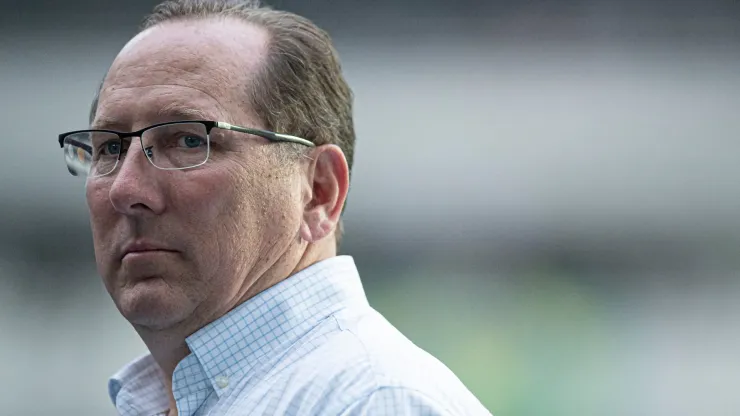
<box><xmin>215</xmin><ymin>122</ymin><xmax>315</xmax><ymax>147</ymax></box>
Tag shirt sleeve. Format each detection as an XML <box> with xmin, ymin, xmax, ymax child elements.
<box><xmin>339</xmin><ymin>387</ymin><xmax>456</xmax><ymax>416</ymax></box>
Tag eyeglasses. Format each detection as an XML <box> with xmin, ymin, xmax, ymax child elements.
<box><xmin>58</xmin><ymin>120</ymin><xmax>315</xmax><ymax>178</ymax></box>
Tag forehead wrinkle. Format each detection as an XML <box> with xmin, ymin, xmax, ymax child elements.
<box><xmin>102</xmin><ymin>84</ymin><xmax>227</xmax><ymax>113</ymax></box>
<box><xmin>114</xmin><ymin>61</ymin><xmax>232</xmax><ymax>94</ymax></box>
<box><xmin>96</xmin><ymin>83</ymin><xmax>230</xmax><ymax>127</ymax></box>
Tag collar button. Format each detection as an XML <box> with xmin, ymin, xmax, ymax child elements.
<box><xmin>215</xmin><ymin>375</ymin><xmax>229</xmax><ymax>389</ymax></box>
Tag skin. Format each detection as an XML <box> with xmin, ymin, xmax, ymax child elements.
<box><xmin>86</xmin><ymin>17</ymin><xmax>349</xmax><ymax>415</ymax></box>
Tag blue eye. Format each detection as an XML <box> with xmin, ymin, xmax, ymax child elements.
<box><xmin>179</xmin><ymin>135</ymin><xmax>206</xmax><ymax>148</ymax></box>
<box><xmin>103</xmin><ymin>141</ymin><xmax>121</xmax><ymax>155</ymax></box>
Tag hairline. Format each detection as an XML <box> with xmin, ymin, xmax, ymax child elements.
<box><xmin>90</xmin><ymin>16</ymin><xmax>270</xmax><ymax>127</ymax></box>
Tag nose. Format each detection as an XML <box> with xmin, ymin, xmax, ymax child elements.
<box><xmin>108</xmin><ymin>138</ymin><xmax>166</xmax><ymax>216</ymax></box>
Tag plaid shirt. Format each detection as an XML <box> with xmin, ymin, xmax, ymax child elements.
<box><xmin>108</xmin><ymin>256</ymin><xmax>491</xmax><ymax>415</ymax></box>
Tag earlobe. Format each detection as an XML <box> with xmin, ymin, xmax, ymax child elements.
<box><xmin>298</xmin><ymin>221</ymin><xmax>312</xmax><ymax>242</ymax></box>
<box><xmin>299</xmin><ymin>210</ymin><xmax>331</xmax><ymax>243</ymax></box>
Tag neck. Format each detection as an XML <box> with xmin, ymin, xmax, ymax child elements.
<box><xmin>138</xmin><ymin>330</ymin><xmax>191</xmax><ymax>379</ymax></box>
<box><xmin>134</xmin><ymin>329</ymin><xmax>189</xmax><ymax>416</ymax></box>
<box><xmin>132</xmin><ymin>239</ymin><xmax>337</xmax><ymax>415</ymax></box>
<box><xmin>164</xmin><ymin>375</ymin><xmax>179</xmax><ymax>416</ymax></box>
<box><xmin>242</xmin><ymin>242</ymin><xmax>335</xmax><ymax>302</ymax></box>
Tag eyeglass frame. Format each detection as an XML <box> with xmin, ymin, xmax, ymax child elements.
<box><xmin>58</xmin><ymin>120</ymin><xmax>316</xmax><ymax>176</ymax></box>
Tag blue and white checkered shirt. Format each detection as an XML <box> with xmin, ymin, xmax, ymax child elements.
<box><xmin>108</xmin><ymin>256</ymin><xmax>491</xmax><ymax>415</ymax></box>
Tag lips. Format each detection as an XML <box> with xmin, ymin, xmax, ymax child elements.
<box><xmin>120</xmin><ymin>241</ymin><xmax>178</xmax><ymax>261</ymax></box>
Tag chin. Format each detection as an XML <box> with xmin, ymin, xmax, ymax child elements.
<box><xmin>114</xmin><ymin>277</ymin><xmax>195</xmax><ymax>331</ymax></box>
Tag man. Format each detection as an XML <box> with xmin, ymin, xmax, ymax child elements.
<box><xmin>57</xmin><ymin>0</ymin><xmax>491</xmax><ymax>414</ymax></box>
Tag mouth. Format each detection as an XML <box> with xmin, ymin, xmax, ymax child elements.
<box><xmin>120</xmin><ymin>241</ymin><xmax>179</xmax><ymax>261</ymax></box>
<box><xmin>122</xmin><ymin>249</ymin><xmax>178</xmax><ymax>261</ymax></box>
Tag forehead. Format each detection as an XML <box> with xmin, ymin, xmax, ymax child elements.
<box><xmin>96</xmin><ymin>18</ymin><xmax>268</xmax><ymax>127</ymax></box>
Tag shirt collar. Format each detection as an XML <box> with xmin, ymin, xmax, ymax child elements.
<box><xmin>109</xmin><ymin>353</ymin><xmax>170</xmax><ymax>416</ymax></box>
<box><xmin>110</xmin><ymin>255</ymin><xmax>367</xmax><ymax>415</ymax></box>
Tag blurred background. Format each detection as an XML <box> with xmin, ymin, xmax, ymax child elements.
<box><xmin>1</xmin><ymin>0</ymin><xmax>739</xmax><ymax>414</ymax></box>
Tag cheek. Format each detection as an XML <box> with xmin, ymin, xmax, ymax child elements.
<box><xmin>86</xmin><ymin>179</ymin><xmax>108</xmax><ymax>217</ymax></box>
<box><xmin>86</xmin><ymin>180</ymin><xmax>116</xmax><ymax>257</ymax></box>
<box><xmin>200</xmin><ymin>163</ymin><xmax>302</xmax><ymax>253</ymax></box>
<box><xmin>173</xmin><ymin>168</ymin><xmax>260</xmax><ymax>262</ymax></box>
<box><xmin>164</xmin><ymin>160</ymin><xmax>303</xmax><ymax>284</ymax></box>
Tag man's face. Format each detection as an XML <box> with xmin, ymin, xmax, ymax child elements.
<box><xmin>87</xmin><ymin>19</ymin><xmax>305</xmax><ymax>331</ymax></box>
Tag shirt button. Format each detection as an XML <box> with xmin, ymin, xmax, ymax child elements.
<box><xmin>215</xmin><ymin>375</ymin><xmax>229</xmax><ymax>389</ymax></box>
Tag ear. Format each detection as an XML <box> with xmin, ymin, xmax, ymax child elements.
<box><xmin>299</xmin><ymin>144</ymin><xmax>349</xmax><ymax>243</ymax></box>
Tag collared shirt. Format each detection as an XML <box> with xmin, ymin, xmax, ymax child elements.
<box><xmin>109</xmin><ymin>256</ymin><xmax>491</xmax><ymax>415</ymax></box>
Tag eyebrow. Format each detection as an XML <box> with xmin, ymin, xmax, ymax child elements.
<box><xmin>91</xmin><ymin>104</ymin><xmax>214</xmax><ymax>130</ymax></box>
<box><xmin>90</xmin><ymin>115</ymin><xmax>126</xmax><ymax>130</ymax></box>
<box><xmin>156</xmin><ymin>103</ymin><xmax>213</xmax><ymax>122</ymax></box>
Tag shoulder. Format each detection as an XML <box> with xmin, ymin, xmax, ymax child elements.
<box><xmin>338</xmin><ymin>386</ymin><xmax>491</xmax><ymax>416</ymax></box>
<box><xmin>270</xmin><ymin>307</ymin><xmax>491</xmax><ymax>415</ymax></box>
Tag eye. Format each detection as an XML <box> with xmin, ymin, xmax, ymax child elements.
<box><xmin>178</xmin><ymin>135</ymin><xmax>207</xmax><ymax>149</ymax></box>
<box><xmin>101</xmin><ymin>140</ymin><xmax>122</xmax><ymax>155</ymax></box>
